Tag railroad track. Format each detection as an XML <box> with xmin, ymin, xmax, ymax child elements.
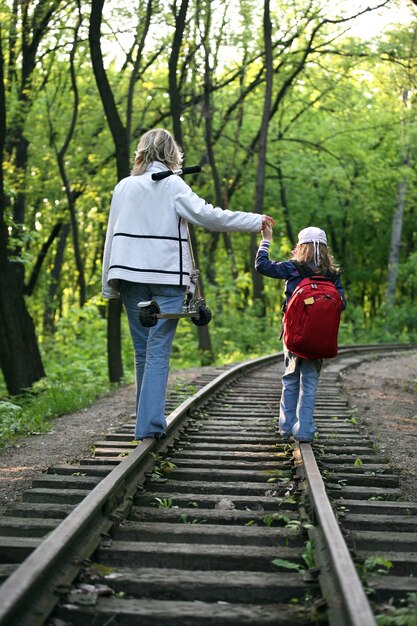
<box><xmin>0</xmin><ymin>344</ymin><xmax>416</xmax><ymax>625</ymax></box>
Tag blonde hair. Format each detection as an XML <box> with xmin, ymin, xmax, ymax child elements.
<box><xmin>292</xmin><ymin>242</ymin><xmax>339</xmax><ymax>273</ymax></box>
<box><xmin>131</xmin><ymin>129</ymin><xmax>183</xmax><ymax>175</ymax></box>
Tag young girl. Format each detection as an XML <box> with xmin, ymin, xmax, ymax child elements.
<box><xmin>255</xmin><ymin>224</ymin><xmax>346</xmax><ymax>442</ymax></box>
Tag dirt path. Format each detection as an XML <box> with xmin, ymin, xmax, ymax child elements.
<box><xmin>339</xmin><ymin>351</ymin><xmax>417</xmax><ymax>501</ymax></box>
<box><xmin>0</xmin><ymin>368</ymin><xmax>202</xmax><ymax>516</ymax></box>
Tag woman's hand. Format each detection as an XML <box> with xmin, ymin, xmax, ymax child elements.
<box><xmin>261</xmin><ymin>215</ymin><xmax>275</xmax><ymax>228</ymax></box>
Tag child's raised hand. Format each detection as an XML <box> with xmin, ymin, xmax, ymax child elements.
<box><xmin>261</xmin><ymin>215</ymin><xmax>274</xmax><ymax>240</ymax></box>
<box><xmin>261</xmin><ymin>221</ymin><xmax>273</xmax><ymax>241</ymax></box>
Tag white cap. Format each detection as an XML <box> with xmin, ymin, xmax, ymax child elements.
<box><xmin>297</xmin><ymin>226</ymin><xmax>327</xmax><ymax>246</ymax></box>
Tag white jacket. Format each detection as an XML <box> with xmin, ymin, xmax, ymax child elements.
<box><xmin>102</xmin><ymin>161</ymin><xmax>263</xmax><ymax>298</ymax></box>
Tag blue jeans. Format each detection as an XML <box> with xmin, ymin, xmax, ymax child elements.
<box><xmin>279</xmin><ymin>345</ymin><xmax>322</xmax><ymax>441</ymax></box>
<box><xmin>120</xmin><ymin>282</ymin><xmax>186</xmax><ymax>439</ymax></box>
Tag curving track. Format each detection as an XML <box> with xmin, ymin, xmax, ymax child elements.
<box><xmin>0</xmin><ymin>345</ymin><xmax>416</xmax><ymax>626</ymax></box>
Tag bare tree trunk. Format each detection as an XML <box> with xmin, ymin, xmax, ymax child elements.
<box><xmin>0</xmin><ymin>220</ymin><xmax>46</xmax><ymax>394</ymax></box>
<box><xmin>277</xmin><ymin>161</ymin><xmax>296</xmax><ymax>248</ymax></box>
<box><xmin>201</xmin><ymin>2</ymin><xmax>236</xmax><ymax>283</ymax></box>
<box><xmin>89</xmin><ymin>0</ymin><xmax>130</xmax><ymax>383</ymax></box>
<box><xmin>250</xmin><ymin>0</ymin><xmax>273</xmax><ymax>303</ymax></box>
<box><xmin>385</xmin><ymin>87</ymin><xmax>412</xmax><ymax>307</ymax></box>
<box><xmin>0</xmin><ymin>3</ymin><xmax>60</xmax><ymax>392</ymax></box>
<box><xmin>43</xmin><ymin>223</ymin><xmax>70</xmax><ymax>333</ymax></box>
<box><xmin>0</xmin><ymin>35</ymin><xmax>45</xmax><ymax>393</ymax></box>
<box><xmin>25</xmin><ymin>222</ymin><xmax>63</xmax><ymax>296</ymax></box>
<box><xmin>168</xmin><ymin>0</ymin><xmax>214</xmax><ymax>363</ymax></box>
<box><xmin>51</xmin><ymin>8</ymin><xmax>86</xmax><ymax>306</ymax></box>
<box><xmin>89</xmin><ymin>1</ymin><xmax>130</xmax><ymax>181</ymax></box>
<box><xmin>385</xmin><ymin>174</ymin><xmax>408</xmax><ymax>306</ymax></box>
<box><xmin>6</xmin><ymin>0</ymin><xmax>59</xmax><ymax>288</ymax></box>
<box><xmin>227</xmin><ymin>15</ymin><xmax>332</xmax><ymax>205</ymax></box>
<box><xmin>126</xmin><ymin>0</ymin><xmax>153</xmax><ymax>145</ymax></box>
<box><xmin>168</xmin><ymin>0</ymin><xmax>189</xmax><ymax>145</ymax></box>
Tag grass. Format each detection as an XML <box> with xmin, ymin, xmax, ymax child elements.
<box><xmin>375</xmin><ymin>593</ymin><xmax>417</xmax><ymax>625</ymax></box>
<box><xmin>0</xmin><ymin>379</ymin><xmax>111</xmax><ymax>447</ymax></box>
<box><xmin>0</xmin><ymin>299</ymin><xmax>211</xmax><ymax>446</ymax></box>
<box><xmin>0</xmin><ymin>303</ymin><xmax>126</xmax><ymax>446</ymax></box>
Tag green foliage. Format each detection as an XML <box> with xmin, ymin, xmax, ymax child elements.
<box><xmin>302</xmin><ymin>540</ymin><xmax>316</xmax><ymax>570</ymax></box>
<box><xmin>154</xmin><ymin>497</ymin><xmax>174</xmax><ymax>508</ymax></box>
<box><xmin>271</xmin><ymin>557</ymin><xmax>302</xmax><ymax>571</ymax></box>
<box><xmin>272</xmin><ymin>539</ymin><xmax>316</xmax><ymax>571</ymax></box>
<box><xmin>41</xmin><ymin>302</ymin><xmax>110</xmax><ymax>384</ymax></box>
<box><xmin>263</xmin><ymin>513</ymin><xmax>303</xmax><ymax>529</ymax></box>
<box><xmin>362</xmin><ymin>556</ymin><xmax>393</xmax><ymax>576</ymax></box>
<box><xmin>151</xmin><ymin>456</ymin><xmax>177</xmax><ymax>479</ymax></box>
<box><xmin>375</xmin><ymin>594</ymin><xmax>417</xmax><ymax>626</ymax></box>
<box><xmin>2</xmin><ymin>0</ymin><xmax>417</xmax><ymax>419</ymax></box>
<box><xmin>0</xmin><ymin>301</ymin><xmax>132</xmax><ymax>445</ymax></box>
<box><xmin>0</xmin><ymin>378</ymin><xmax>105</xmax><ymax>446</ymax></box>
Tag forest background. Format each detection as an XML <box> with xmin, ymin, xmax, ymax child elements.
<box><xmin>0</xmin><ymin>0</ymin><xmax>417</xmax><ymax>442</ymax></box>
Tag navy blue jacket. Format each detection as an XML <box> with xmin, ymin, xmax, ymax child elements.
<box><xmin>255</xmin><ymin>240</ymin><xmax>346</xmax><ymax>308</ymax></box>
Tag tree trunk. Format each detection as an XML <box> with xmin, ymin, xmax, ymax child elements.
<box><xmin>277</xmin><ymin>161</ymin><xmax>296</xmax><ymax>248</ymax></box>
<box><xmin>25</xmin><ymin>221</ymin><xmax>63</xmax><ymax>296</ymax></box>
<box><xmin>6</xmin><ymin>0</ymin><xmax>59</xmax><ymax>289</ymax></box>
<box><xmin>168</xmin><ymin>0</ymin><xmax>189</xmax><ymax>145</ymax></box>
<box><xmin>385</xmin><ymin>175</ymin><xmax>408</xmax><ymax>306</ymax></box>
<box><xmin>55</xmin><ymin>13</ymin><xmax>86</xmax><ymax>306</ymax></box>
<box><xmin>201</xmin><ymin>5</ymin><xmax>237</xmax><ymax>282</ymax></box>
<box><xmin>43</xmin><ymin>223</ymin><xmax>70</xmax><ymax>333</ymax></box>
<box><xmin>107</xmin><ymin>298</ymin><xmax>124</xmax><ymax>383</ymax></box>
<box><xmin>250</xmin><ymin>0</ymin><xmax>273</xmax><ymax>304</ymax></box>
<box><xmin>0</xmin><ymin>28</ymin><xmax>45</xmax><ymax>394</ymax></box>
<box><xmin>385</xmin><ymin>89</ymin><xmax>411</xmax><ymax>308</ymax></box>
<box><xmin>89</xmin><ymin>0</ymin><xmax>130</xmax><ymax>382</ymax></box>
<box><xmin>168</xmin><ymin>0</ymin><xmax>214</xmax><ymax>364</ymax></box>
<box><xmin>126</xmin><ymin>0</ymin><xmax>153</xmax><ymax>145</ymax></box>
<box><xmin>0</xmin><ymin>231</ymin><xmax>46</xmax><ymax>394</ymax></box>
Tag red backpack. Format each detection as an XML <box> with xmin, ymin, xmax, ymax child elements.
<box><xmin>283</xmin><ymin>265</ymin><xmax>343</xmax><ymax>360</ymax></box>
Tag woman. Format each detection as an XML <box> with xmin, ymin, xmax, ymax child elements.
<box><xmin>102</xmin><ymin>128</ymin><xmax>274</xmax><ymax>440</ymax></box>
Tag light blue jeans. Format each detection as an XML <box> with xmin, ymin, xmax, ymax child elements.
<box><xmin>120</xmin><ymin>282</ymin><xmax>186</xmax><ymax>439</ymax></box>
<box><xmin>279</xmin><ymin>345</ymin><xmax>322</xmax><ymax>441</ymax></box>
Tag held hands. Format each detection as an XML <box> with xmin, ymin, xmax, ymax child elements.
<box><xmin>261</xmin><ymin>215</ymin><xmax>274</xmax><ymax>240</ymax></box>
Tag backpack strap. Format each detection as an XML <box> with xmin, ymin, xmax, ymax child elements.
<box><xmin>280</xmin><ymin>262</ymin><xmax>313</xmax><ymax>321</ymax></box>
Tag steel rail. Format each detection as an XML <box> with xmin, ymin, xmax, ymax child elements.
<box><xmin>295</xmin><ymin>341</ymin><xmax>416</xmax><ymax>626</ymax></box>
<box><xmin>337</xmin><ymin>342</ymin><xmax>416</xmax><ymax>357</ymax></box>
<box><xmin>297</xmin><ymin>444</ymin><xmax>377</xmax><ymax>626</ymax></box>
<box><xmin>0</xmin><ymin>351</ymin><xmax>281</xmax><ymax>626</ymax></box>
